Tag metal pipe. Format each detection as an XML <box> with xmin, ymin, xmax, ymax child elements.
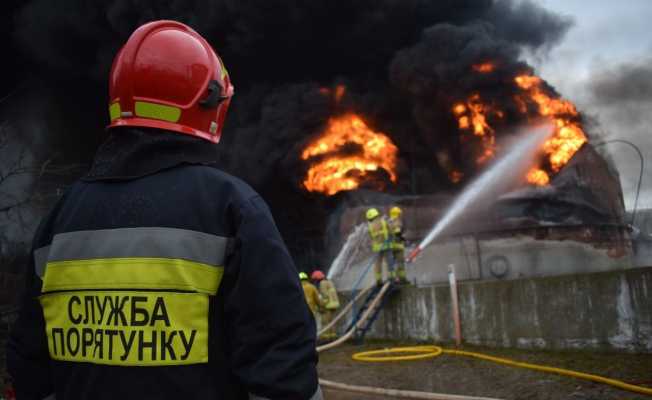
<box><xmin>474</xmin><ymin>234</ymin><xmax>483</xmax><ymax>280</ymax></box>
<box><xmin>592</xmin><ymin>139</ymin><xmax>644</xmax><ymax>226</ymax></box>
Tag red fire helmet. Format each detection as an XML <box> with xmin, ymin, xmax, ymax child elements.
<box><xmin>311</xmin><ymin>270</ymin><xmax>325</xmax><ymax>281</ymax></box>
<box><xmin>107</xmin><ymin>20</ymin><xmax>234</xmax><ymax>143</ymax></box>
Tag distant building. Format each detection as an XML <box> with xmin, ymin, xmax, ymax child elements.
<box><xmin>330</xmin><ymin>145</ymin><xmax>634</xmax><ymax>289</ymax></box>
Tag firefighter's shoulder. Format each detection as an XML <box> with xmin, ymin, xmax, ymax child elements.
<box><xmin>181</xmin><ymin>165</ymin><xmax>273</xmax><ymax>218</ymax></box>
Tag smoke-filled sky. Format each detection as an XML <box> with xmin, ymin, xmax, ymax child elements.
<box><xmin>529</xmin><ymin>0</ymin><xmax>652</xmax><ymax>211</ymax></box>
<box><xmin>1</xmin><ymin>0</ymin><xmax>647</xmax><ymax>267</ymax></box>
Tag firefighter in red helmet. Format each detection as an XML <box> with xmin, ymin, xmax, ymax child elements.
<box><xmin>107</xmin><ymin>20</ymin><xmax>234</xmax><ymax>142</ymax></box>
<box><xmin>8</xmin><ymin>21</ymin><xmax>321</xmax><ymax>400</ymax></box>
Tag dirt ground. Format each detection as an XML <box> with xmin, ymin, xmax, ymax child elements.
<box><xmin>2</xmin><ymin>336</ymin><xmax>650</xmax><ymax>399</ymax></box>
<box><xmin>318</xmin><ymin>341</ymin><xmax>652</xmax><ymax>400</ymax></box>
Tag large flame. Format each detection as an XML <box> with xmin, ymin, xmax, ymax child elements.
<box><xmin>302</xmin><ymin>114</ymin><xmax>398</xmax><ymax>195</ymax></box>
<box><xmin>452</xmin><ymin>93</ymin><xmax>503</xmax><ymax>164</ymax></box>
<box><xmin>450</xmin><ymin>64</ymin><xmax>587</xmax><ymax>186</ymax></box>
<box><xmin>514</xmin><ymin>74</ymin><xmax>587</xmax><ymax>183</ymax></box>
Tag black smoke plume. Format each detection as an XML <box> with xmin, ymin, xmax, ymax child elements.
<box><xmin>1</xmin><ymin>0</ymin><xmax>574</xmax><ymax>268</ymax></box>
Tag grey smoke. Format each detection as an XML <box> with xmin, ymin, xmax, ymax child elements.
<box><xmin>587</xmin><ymin>56</ymin><xmax>652</xmax><ymax>210</ymax></box>
<box><xmin>591</xmin><ymin>58</ymin><xmax>652</xmax><ymax>105</ymax></box>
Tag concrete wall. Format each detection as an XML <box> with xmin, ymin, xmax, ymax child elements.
<box><xmin>353</xmin><ymin>267</ymin><xmax>652</xmax><ymax>352</ymax></box>
<box><xmin>332</xmin><ymin>234</ymin><xmax>632</xmax><ymax>291</ymax></box>
<box><xmin>628</xmin><ymin>208</ymin><xmax>652</xmax><ymax>268</ymax></box>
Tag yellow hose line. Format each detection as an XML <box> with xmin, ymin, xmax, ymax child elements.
<box><xmin>352</xmin><ymin>346</ymin><xmax>652</xmax><ymax>397</ymax></box>
<box><xmin>319</xmin><ymin>287</ymin><xmax>508</xmax><ymax>399</ymax></box>
<box><xmin>353</xmin><ymin>345</ymin><xmax>443</xmax><ymax>362</ymax></box>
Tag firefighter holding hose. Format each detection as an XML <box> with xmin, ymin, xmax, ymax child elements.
<box><xmin>366</xmin><ymin>207</ymin><xmax>393</xmax><ymax>286</ymax></box>
<box><xmin>300</xmin><ymin>272</ymin><xmax>324</xmax><ymax>318</ymax></box>
<box><xmin>388</xmin><ymin>206</ymin><xmax>409</xmax><ymax>284</ymax></box>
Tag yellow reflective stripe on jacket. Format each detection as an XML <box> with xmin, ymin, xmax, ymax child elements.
<box><xmin>319</xmin><ymin>280</ymin><xmax>340</xmax><ymax>310</ymax></box>
<box><xmin>388</xmin><ymin>217</ymin><xmax>405</xmax><ymax>250</ymax></box>
<box><xmin>35</xmin><ymin>227</ymin><xmax>228</xmax><ymax>367</ymax></box>
<box><xmin>40</xmin><ymin>291</ymin><xmax>208</xmax><ymax>366</ymax></box>
<box><xmin>35</xmin><ymin>227</ymin><xmax>230</xmax><ymax>280</ymax></box>
<box><xmin>42</xmin><ymin>258</ymin><xmax>223</xmax><ymax>295</ymax></box>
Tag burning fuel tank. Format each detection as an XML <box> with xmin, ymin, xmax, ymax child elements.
<box><xmin>328</xmin><ymin>144</ymin><xmax>632</xmax><ymax>290</ymax></box>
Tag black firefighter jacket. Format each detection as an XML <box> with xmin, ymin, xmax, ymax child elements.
<box><xmin>7</xmin><ymin>129</ymin><xmax>322</xmax><ymax>400</ymax></box>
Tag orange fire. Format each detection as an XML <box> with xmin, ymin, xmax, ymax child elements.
<box><xmin>450</xmin><ymin>66</ymin><xmax>588</xmax><ymax>186</ymax></box>
<box><xmin>452</xmin><ymin>93</ymin><xmax>503</xmax><ymax>163</ymax></box>
<box><xmin>302</xmin><ymin>114</ymin><xmax>398</xmax><ymax>195</ymax></box>
<box><xmin>526</xmin><ymin>168</ymin><xmax>550</xmax><ymax>186</ymax></box>
<box><xmin>473</xmin><ymin>62</ymin><xmax>495</xmax><ymax>73</ymax></box>
<box><xmin>515</xmin><ymin>74</ymin><xmax>587</xmax><ymax>184</ymax></box>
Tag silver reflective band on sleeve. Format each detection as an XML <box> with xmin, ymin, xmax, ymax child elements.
<box><xmin>249</xmin><ymin>386</ymin><xmax>323</xmax><ymax>400</ymax></box>
<box><xmin>34</xmin><ymin>245</ymin><xmax>51</xmax><ymax>278</ymax></box>
<box><xmin>45</xmin><ymin>227</ymin><xmax>230</xmax><ymax>268</ymax></box>
<box><xmin>310</xmin><ymin>386</ymin><xmax>324</xmax><ymax>400</ymax></box>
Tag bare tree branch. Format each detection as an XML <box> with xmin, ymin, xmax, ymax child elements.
<box><xmin>0</xmin><ymin>122</ymin><xmax>88</xmax><ymax>273</ymax></box>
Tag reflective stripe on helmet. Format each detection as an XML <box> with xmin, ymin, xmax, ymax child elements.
<box><xmin>109</xmin><ymin>102</ymin><xmax>121</xmax><ymax>121</ymax></box>
<box><xmin>107</xmin><ymin>21</ymin><xmax>233</xmax><ymax>143</ymax></box>
<box><xmin>135</xmin><ymin>101</ymin><xmax>182</xmax><ymax>123</ymax></box>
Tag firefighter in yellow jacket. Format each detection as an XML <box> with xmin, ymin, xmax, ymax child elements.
<box><xmin>300</xmin><ymin>272</ymin><xmax>324</xmax><ymax>319</ymax></box>
<box><xmin>366</xmin><ymin>208</ymin><xmax>393</xmax><ymax>286</ymax></box>
<box><xmin>311</xmin><ymin>270</ymin><xmax>340</xmax><ymax>339</ymax></box>
<box><xmin>388</xmin><ymin>206</ymin><xmax>408</xmax><ymax>284</ymax></box>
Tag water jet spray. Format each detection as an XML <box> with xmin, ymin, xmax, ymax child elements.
<box><xmin>408</xmin><ymin>124</ymin><xmax>555</xmax><ymax>263</ymax></box>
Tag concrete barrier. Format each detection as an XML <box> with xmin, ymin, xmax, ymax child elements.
<box><xmin>360</xmin><ymin>267</ymin><xmax>652</xmax><ymax>352</ymax></box>
<box><xmin>332</xmin><ymin>233</ymin><xmax>632</xmax><ymax>291</ymax></box>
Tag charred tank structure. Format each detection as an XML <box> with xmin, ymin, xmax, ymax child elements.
<box><xmin>0</xmin><ymin>1</ymin><xmax>624</xmax><ymax>271</ymax></box>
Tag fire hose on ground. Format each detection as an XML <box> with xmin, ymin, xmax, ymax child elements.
<box><xmin>318</xmin><ymin>378</ymin><xmax>500</xmax><ymax>400</ymax></box>
<box><xmin>316</xmin><ymin>282</ymin><xmax>652</xmax><ymax>398</ymax></box>
<box><xmin>350</xmin><ymin>346</ymin><xmax>652</xmax><ymax>397</ymax></box>
<box><xmin>317</xmin><ymin>282</ymin><xmax>505</xmax><ymax>400</ymax></box>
